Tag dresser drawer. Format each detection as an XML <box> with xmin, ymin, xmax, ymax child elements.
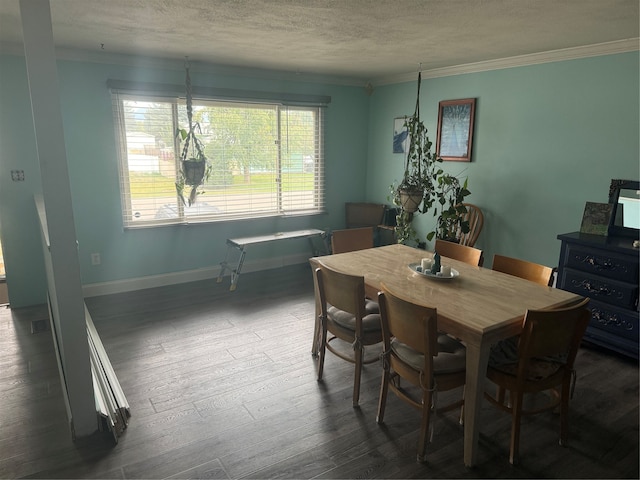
<box><xmin>559</xmin><ymin>268</ymin><xmax>639</xmax><ymax>310</ymax></box>
<box><xmin>583</xmin><ymin>324</ymin><xmax>639</xmax><ymax>359</ymax></box>
<box><xmin>564</xmin><ymin>243</ymin><xmax>639</xmax><ymax>283</ymax></box>
<box><xmin>587</xmin><ymin>299</ymin><xmax>639</xmax><ymax>342</ymax></box>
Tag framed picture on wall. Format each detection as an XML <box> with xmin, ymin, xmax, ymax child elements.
<box><xmin>393</xmin><ymin>116</ymin><xmax>409</xmax><ymax>154</ymax></box>
<box><xmin>436</xmin><ymin>98</ymin><xmax>476</xmax><ymax>162</ymax></box>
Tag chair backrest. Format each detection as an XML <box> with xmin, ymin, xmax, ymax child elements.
<box><xmin>331</xmin><ymin>227</ymin><xmax>374</xmax><ymax>254</ymax></box>
<box><xmin>378</xmin><ymin>285</ymin><xmax>438</xmax><ymax>377</ymax></box>
<box><xmin>345</xmin><ymin>202</ymin><xmax>386</xmax><ymax>229</ymax></box>
<box><xmin>314</xmin><ymin>261</ymin><xmax>366</xmax><ymax>320</ymax></box>
<box><xmin>435</xmin><ymin>238</ymin><xmax>483</xmax><ymax>266</ymax></box>
<box><xmin>492</xmin><ymin>254</ymin><xmax>554</xmax><ymax>287</ymax></box>
<box><xmin>517</xmin><ymin>298</ymin><xmax>590</xmax><ymax>373</ymax></box>
<box><xmin>458</xmin><ymin>203</ymin><xmax>484</xmax><ymax>247</ymax></box>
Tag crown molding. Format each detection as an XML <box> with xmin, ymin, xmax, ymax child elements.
<box><xmin>373</xmin><ymin>38</ymin><xmax>640</xmax><ymax>86</ymax></box>
<box><xmin>2</xmin><ymin>37</ymin><xmax>638</xmax><ymax>88</ymax></box>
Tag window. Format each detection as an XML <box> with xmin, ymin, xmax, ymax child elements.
<box><xmin>111</xmin><ymin>86</ymin><xmax>326</xmax><ymax>227</ymax></box>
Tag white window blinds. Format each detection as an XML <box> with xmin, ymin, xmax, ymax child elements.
<box><xmin>111</xmin><ymin>84</ymin><xmax>327</xmax><ymax>228</ymax></box>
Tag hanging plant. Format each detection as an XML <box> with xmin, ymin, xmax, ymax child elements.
<box><xmin>389</xmin><ymin>70</ymin><xmax>472</xmax><ymax>246</ymax></box>
<box><xmin>393</xmin><ymin>72</ymin><xmax>431</xmax><ymax>211</ymax></box>
<box><xmin>176</xmin><ymin>59</ymin><xmax>211</xmax><ymax>206</ymax></box>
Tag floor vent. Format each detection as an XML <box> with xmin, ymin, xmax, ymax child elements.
<box><xmin>31</xmin><ymin>318</ymin><xmax>49</xmax><ymax>334</ymax></box>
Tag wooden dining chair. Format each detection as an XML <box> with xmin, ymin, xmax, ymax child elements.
<box><xmin>376</xmin><ymin>284</ymin><xmax>466</xmax><ymax>463</ymax></box>
<box><xmin>458</xmin><ymin>203</ymin><xmax>484</xmax><ymax>247</ymax></box>
<box><xmin>484</xmin><ymin>297</ymin><xmax>590</xmax><ymax>465</ymax></box>
<box><xmin>331</xmin><ymin>227</ymin><xmax>374</xmax><ymax>254</ymax></box>
<box><xmin>435</xmin><ymin>238</ymin><xmax>483</xmax><ymax>267</ymax></box>
<box><xmin>314</xmin><ymin>261</ymin><xmax>383</xmax><ymax>407</ymax></box>
<box><xmin>492</xmin><ymin>254</ymin><xmax>555</xmax><ymax>286</ymax></box>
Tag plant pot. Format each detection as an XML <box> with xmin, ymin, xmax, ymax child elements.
<box><xmin>399</xmin><ymin>188</ymin><xmax>424</xmax><ymax>213</ymax></box>
<box><xmin>182</xmin><ymin>159</ymin><xmax>206</xmax><ymax>186</ymax></box>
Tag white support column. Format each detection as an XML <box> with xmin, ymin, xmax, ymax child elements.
<box><xmin>20</xmin><ymin>0</ymin><xmax>96</xmax><ymax>438</ymax></box>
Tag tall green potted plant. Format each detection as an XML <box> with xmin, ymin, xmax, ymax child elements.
<box><xmin>426</xmin><ymin>175</ymin><xmax>471</xmax><ymax>243</ymax></box>
<box><xmin>176</xmin><ymin>60</ymin><xmax>211</xmax><ymax>206</ymax></box>
<box><xmin>390</xmin><ymin>71</ymin><xmax>471</xmax><ymax>246</ymax></box>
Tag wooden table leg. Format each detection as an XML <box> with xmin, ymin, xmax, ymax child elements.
<box><xmin>463</xmin><ymin>339</ymin><xmax>491</xmax><ymax>467</ymax></box>
<box><xmin>311</xmin><ymin>265</ymin><xmax>321</xmax><ymax>356</ymax></box>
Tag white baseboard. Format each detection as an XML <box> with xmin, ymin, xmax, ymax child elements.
<box><xmin>82</xmin><ymin>253</ymin><xmax>311</xmax><ymax>297</ymax></box>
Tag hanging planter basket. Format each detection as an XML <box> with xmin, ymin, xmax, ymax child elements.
<box><xmin>182</xmin><ymin>158</ymin><xmax>206</xmax><ymax>186</ymax></box>
<box><xmin>399</xmin><ymin>187</ymin><xmax>424</xmax><ymax>213</ymax></box>
<box><xmin>175</xmin><ymin>57</ymin><xmax>211</xmax><ymax>206</ymax></box>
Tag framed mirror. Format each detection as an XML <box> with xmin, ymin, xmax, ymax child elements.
<box><xmin>608</xmin><ymin>179</ymin><xmax>640</xmax><ymax>238</ymax></box>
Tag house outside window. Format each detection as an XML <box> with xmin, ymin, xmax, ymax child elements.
<box><xmin>111</xmin><ymin>86</ymin><xmax>326</xmax><ymax>228</ymax></box>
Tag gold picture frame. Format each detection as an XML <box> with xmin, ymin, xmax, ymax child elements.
<box><xmin>436</xmin><ymin>98</ymin><xmax>476</xmax><ymax>162</ymax></box>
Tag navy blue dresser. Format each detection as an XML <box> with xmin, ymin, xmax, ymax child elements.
<box><xmin>557</xmin><ymin>232</ymin><xmax>639</xmax><ymax>359</ymax></box>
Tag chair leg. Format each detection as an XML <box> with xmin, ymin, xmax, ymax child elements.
<box><xmin>311</xmin><ymin>318</ymin><xmax>320</xmax><ymax>358</ymax></box>
<box><xmin>416</xmin><ymin>389</ymin><xmax>433</xmax><ymax>463</ymax></box>
<box><xmin>559</xmin><ymin>380</ymin><xmax>571</xmax><ymax>446</ymax></box>
<box><xmin>497</xmin><ymin>385</ymin><xmax>506</xmax><ymax>406</ymax></box>
<box><xmin>376</xmin><ymin>365</ymin><xmax>390</xmax><ymax>423</ymax></box>
<box><xmin>509</xmin><ymin>391</ymin><xmax>524</xmax><ymax>465</ymax></box>
<box><xmin>353</xmin><ymin>344</ymin><xmax>363</xmax><ymax>407</ymax></box>
<box><xmin>458</xmin><ymin>386</ymin><xmax>465</xmax><ymax>425</ymax></box>
<box><xmin>317</xmin><ymin>321</ymin><xmax>327</xmax><ymax>381</ymax></box>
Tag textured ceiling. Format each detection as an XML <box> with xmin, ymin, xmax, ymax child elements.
<box><xmin>1</xmin><ymin>0</ymin><xmax>638</xmax><ymax>83</ymax></box>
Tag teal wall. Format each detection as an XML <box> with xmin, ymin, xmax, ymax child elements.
<box><xmin>366</xmin><ymin>51</ymin><xmax>640</xmax><ymax>268</ymax></box>
<box><xmin>0</xmin><ymin>56</ymin><xmax>370</xmax><ymax>307</ymax></box>
<box><xmin>1</xmin><ymin>51</ymin><xmax>638</xmax><ymax>307</ymax></box>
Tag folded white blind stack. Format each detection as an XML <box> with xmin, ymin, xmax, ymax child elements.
<box><xmin>85</xmin><ymin>305</ymin><xmax>130</xmax><ymax>442</ymax></box>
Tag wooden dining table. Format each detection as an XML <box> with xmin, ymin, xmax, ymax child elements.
<box><xmin>309</xmin><ymin>243</ymin><xmax>584</xmax><ymax>467</ymax></box>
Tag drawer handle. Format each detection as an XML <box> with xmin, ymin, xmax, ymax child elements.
<box><xmin>573</xmin><ymin>280</ymin><xmax>625</xmax><ymax>301</ymax></box>
<box><xmin>592</xmin><ymin>308</ymin><xmax>634</xmax><ymax>331</ymax></box>
<box><xmin>583</xmin><ymin>255</ymin><xmax>613</xmax><ymax>270</ymax></box>
<box><xmin>576</xmin><ymin>254</ymin><xmax>630</xmax><ymax>274</ymax></box>
<box><xmin>578</xmin><ymin>280</ymin><xmax>611</xmax><ymax>296</ymax></box>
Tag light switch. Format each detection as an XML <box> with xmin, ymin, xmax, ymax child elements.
<box><xmin>11</xmin><ymin>170</ymin><xmax>25</xmax><ymax>181</ymax></box>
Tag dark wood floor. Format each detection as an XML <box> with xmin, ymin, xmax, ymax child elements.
<box><xmin>1</xmin><ymin>264</ymin><xmax>638</xmax><ymax>479</ymax></box>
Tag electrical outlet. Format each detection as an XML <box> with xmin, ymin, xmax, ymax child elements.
<box><xmin>91</xmin><ymin>253</ymin><xmax>101</xmax><ymax>265</ymax></box>
<box><xmin>11</xmin><ymin>170</ymin><xmax>25</xmax><ymax>181</ymax></box>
